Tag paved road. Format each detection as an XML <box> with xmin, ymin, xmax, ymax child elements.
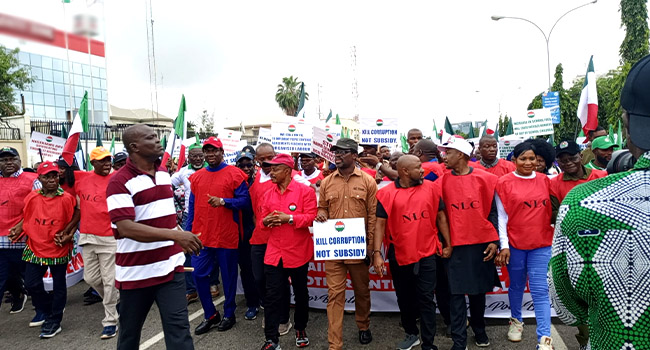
<box><xmin>0</xmin><ymin>281</ymin><xmax>580</xmax><ymax>349</ymax></box>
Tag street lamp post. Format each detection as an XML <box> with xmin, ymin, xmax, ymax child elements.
<box><xmin>492</xmin><ymin>0</ymin><xmax>597</xmax><ymax>90</ymax></box>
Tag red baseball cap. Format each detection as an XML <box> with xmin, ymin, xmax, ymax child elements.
<box><xmin>37</xmin><ymin>161</ymin><xmax>59</xmax><ymax>175</ymax></box>
<box><xmin>202</xmin><ymin>136</ymin><xmax>223</xmax><ymax>150</ymax></box>
<box><xmin>262</xmin><ymin>153</ymin><xmax>294</xmax><ymax>168</ymax></box>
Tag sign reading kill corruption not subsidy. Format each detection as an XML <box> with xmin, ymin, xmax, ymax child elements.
<box><xmin>271</xmin><ymin>122</ymin><xmax>312</xmax><ymax>153</ymax></box>
<box><xmin>313</xmin><ymin>218</ymin><xmax>367</xmax><ymax>260</ymax></box>
<box><xmin>312</xmin><ymin>127</ymin><xmax>340</xmax><ymax>163</ymax></box>
<box><xmin>360</xmin><ymin>117</ymin><xmax>398</xmax><ymax>145</ymax></box>
<box><xmin>513</xmin><ymin>109</ymin><xmax>554</xmax><ymax>137</ymax></box>
<box><xmin>28</xmin><ymin>131</ymin><xmax>66</xmax><ymax>161</ymax></box>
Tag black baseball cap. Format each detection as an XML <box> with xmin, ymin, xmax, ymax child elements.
<box><xmin>330</xmin><ymin>138</ymin><xmax>358</xmax><ymax>153</ymax></box>
<box><xmin>0</xmin><ymin>147</ymin><xmax>19</xmax><ymax>157</ymax></box>
<box><xmin>113</xmin><ymin>152</ymin><xmax>128</xmax><ymax>163</ymax></box>
<box><xmin>299</xmin><ymin>152</ymin><xmax>318</xmax><ymax>159</ymax></box>
<box><xmin>236</xmin><ymin>151</ymin><xmax>255</xmax><ymax>163</ymax></box>
<box><xmin>555</xmin><ymin>140</ymin><xmax>581</xmax><ymax>157</ymax></box>
<box><xmin>621</xmin><ymin>53</ymin><xmax>650</xmax><ymax>150</ymax></box>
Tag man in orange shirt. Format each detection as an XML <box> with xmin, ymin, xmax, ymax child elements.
<box><xmin>74</xmin><ymin>146</ymin><xmax>120</xmax><ymax>339</ymax></box>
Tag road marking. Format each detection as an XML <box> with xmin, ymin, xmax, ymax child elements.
<box><xmin>550</xmin><ymin>324</ymin><xmax>568</xmax><ymax>350</ymax></box>
<box><xmin>140</xmin><ymin>296</ymin><xmax>226</xmax><ymax>350</ymax></box>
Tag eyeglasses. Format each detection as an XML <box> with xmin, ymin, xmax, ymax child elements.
<box><xmin>188</xmin><ymin>154</ymin><xmax>204</xmax><ymax>159</ymax></box>
<box><xmin>333</xmin><ymin>150</ymin><xmax>353</xmax><ymax>156</ymax></box>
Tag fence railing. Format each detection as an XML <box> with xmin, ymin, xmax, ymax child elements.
<box><xmin>30</xmin><ymin>120</ymin><xmax>170</xmax><ymax>142</ymax></box>
<box><xmin>0</xmin><ymin>127</ymin><xmax>21</xmax><ymax>140</ymax></box>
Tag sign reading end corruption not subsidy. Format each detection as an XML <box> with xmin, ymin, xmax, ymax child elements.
<box><xmin>312</xmin><ymin>218</ymin><xmax>366</xmax><ymax>260</ymax></box>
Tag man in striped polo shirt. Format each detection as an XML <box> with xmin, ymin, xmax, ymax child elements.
<box><xmin>107</xmin><ymin>124</ymin><xmax>203</xmax><ymax>350</ymax></box>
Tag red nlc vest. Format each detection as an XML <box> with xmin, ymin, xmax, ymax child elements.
<box><xmin>189</xmin><ymin>165</ymin><xmax>248</xmax><ymax>249</ymax></box>
<box><xmin>496</xmin><ymin>173</ymin><xmax>554</xmax><ymax>250</ymax></box>
<box><xmin>376</xmin><ymin>180</ymin><xmax>441</xmax><ymax>266</ymax></box>
<box><xmin>0</xmin><ymin>172</ymin><xmax>38</xmax><ymax>236</ymax></box>
<box><xmin>442</xmin><ymin>169</ymin><xmax>499</xmax><ymax>246</ymax></box>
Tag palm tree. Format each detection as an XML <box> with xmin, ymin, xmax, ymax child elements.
<box><xmin>275</xmin><ymin>76</ymin><xmax>308</xmax><ymax>116</ymax></box>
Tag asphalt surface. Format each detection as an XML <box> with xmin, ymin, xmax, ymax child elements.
<box><xmin>0</xmin><ymin>281</ymin><xmax>581</xmax><ymax>350</ymax></box>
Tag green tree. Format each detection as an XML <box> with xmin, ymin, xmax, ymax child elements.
<box><xmin>275</xmin><ymin>76</ymin><xmax>309</xmax><ymax>116</ymax></box>
<box><xmin>620</xmin><ymin>0</ymin><xmax>649</xmax><ymax>65</ymax></box>
<box><xmin>0</xmin><ymin>46</ymin><xmax>34</xmax><ymax>117</ymax></box>
<box><xmin>198</xmin><ymin>109</ymin><xmax>214</xmax><ymax>134</ymax></box>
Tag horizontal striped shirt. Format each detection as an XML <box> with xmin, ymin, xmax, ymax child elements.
<box><xmin>106</xmin><ymin>158</ymin><xmax>184</xmax><ymax>290</ymax></box>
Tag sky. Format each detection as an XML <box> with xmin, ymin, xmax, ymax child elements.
<box><xmin>5</xmin><ymin>0</ymin><xmax>629</xmax><ymax>134</ymax></box>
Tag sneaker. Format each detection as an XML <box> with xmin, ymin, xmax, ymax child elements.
<box><xmin>396</xmin><ymin>333</ymin><xmax>420</xmax><ymax>350</ymax></box>
<box><xmin>279</xmin><ymin>321</ymin><xmax>293</xmax><ymax>336</ymax></box>
<box><xmin>245</xmin><ymin>307</ymin><xmax>259</xmax><ymax>320</ymax></box>
<box><xmin>101</xmin><ymin>325</ymin><xmax>118</xmax><ymax>339</ymax></box>
<box><xmin>475</xmin><ymin>332</ymin><xmax>490</xmax><ymax>347</ymax></box>
<box><xmin>537</xmin><ymin>336</ymin><xmax>553</xmax><ymax>350</ymax></box>
<box><xmin>40</xmin><ymin>323</ymin><xmax>62</xmax><ymax>338</ymax></box>
<box><xmin>29</xmin><ymin>312</ymin><xmax>47</xmax><ymax>327</ymax></box>
<box><xmin>186</xmin><ymin>292</ymin><xmax>199</xmax><ymax>304</ymax></box>
<box><xmin>507</xmin><ymin>317</ymin><xmax>524</xmax><ymax>342</ymax></box>
<box><xmin>261</xmin><ymin>339</ymin><xmax>282</xmax><ymax>350</ymax></box>
<box><xmin>210</xmin><ymin>285</ymin><xmax>220</xmax><ymax>298</ymax></box>
<box><xmin>9</xmin><ymin>293</ymin><xmax>27</xmax><ymax>314</ymax></box>
<box><xmin>295</xmin><ymin>330</ymin><xmax>309</xmax><ymax>348</ymax></box>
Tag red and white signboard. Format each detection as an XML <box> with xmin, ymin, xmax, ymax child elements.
<box><xmin>311</xmin><ymin>127</ymin><xmax>339</xmax><ymax>163</ymax></box>
<box><xmin>28</xmin><ymin>132</ymin><xmax>66</xmax><ymax>161</ymax></box>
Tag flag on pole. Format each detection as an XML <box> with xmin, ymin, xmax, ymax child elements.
<box><xmin>577</xmin><ymin>56</ymin><xmax>599</xmax><ymax>136</ymax></box>
<box><xmin>400</xmin><ymin>134</ymin><xmax>409</xmax><ymax>153</ymax></box>
<box><xmin>467</xmin><ymin>124</ymin><xmax>476</xmax><ymax>139</ymax></box>
<box><xmin>335</xmin><ymin>114</ymin><xmax>341</xmax><ymax>125</ymax></box>
<box><xmin>295</xmin><ymin>82</ymin><xmax>306</xmax><ymax>118</ymax></box>
<box><xmin>175</xmin><ymin>95</ymin><xmax>186</xmax><ymax>139</ymax></box>
<box><xmin>432</xmin><ymin>120</ymin><xmax>438</xmax><ymax>138</ymax></box>
<box><xmin>616</xmin><ymin>119</ymin><xmax>624</xmax><ymax>148</ymax></box>
<box><xmin>109</xmin><ymin>135</ymin><xmax>115</xmax><ymax>155</ymax></box>
<box><xmin>505</xmin><ymin>118</ymin><xmax>514</xmax><ymax>135</ymax></box>
<box><xmin>61</xmin><ymin>91</ymin><xmax>88</xmax><ymax>166</ymax></box>
<box><xmin>444</xmin><ymin>116</ymin><xmax>455</xmax><ymax>135</ymax></box>
<box><xmin>325</xmin><ymin>109</ymin><xmax>333</xmax><ymax>123</ymax></box>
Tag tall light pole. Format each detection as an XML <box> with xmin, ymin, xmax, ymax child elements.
<box><xmin>492</xmin><ymin>0</ymin><xmax>597</xmax><ymax>90</ymax></box>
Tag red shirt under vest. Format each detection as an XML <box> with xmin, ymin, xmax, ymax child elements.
<box><xmin>442</xmin><ymin>168</ymin><xmax>499</xmax><ymax>246</ymax></box>
<box><xmin>422</xmin><ymin>160</ymin><xmax>444</xmax><ymax>182</ymax></box>
<box><xmin>0</xmin><ymin>171</ymin><xmax>37</xmax><ymax>237</ymax></box>
<box><xmin>549</xmin><ymin>168</ymin><xmax>607</xmax><ymax>203</ymax></box>
<box><xmin>189</xmin><ymin>165</ymin><xmax>248</xmax><ymax>249</ymax></box>
<box><xmin>376</xmin><ymin>180</ymin><xmax>442</xmax><ymax>266</ymax></box>
<box><xmin>478</xmin><ymin>159</ymin><xmax>515</xmax><ymax>177</ymax></box>
<box><xmin>496</xmin><ymin>172</ymin><xmax>553</xmax><ymax>250</ymax></box>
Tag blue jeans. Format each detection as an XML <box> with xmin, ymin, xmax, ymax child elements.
<box><xmin>507</xmin><ymin>246</ymin><xmax>552</xmax><ymax>341</ymax></box>
<box><xmin>192</xmin><ymin>247</ymin><xmax>238</xmax><ymax>319</ymax></box>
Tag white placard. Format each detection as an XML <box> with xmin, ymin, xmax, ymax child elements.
<box><xmin>312</xmin><ymin>127</ymin><xmax>339</xmax><ymax>163</ymax></box>
<box><xmin>321</xmin><ymin>123</ymin><xmax>342</xmax><ymax>137</ymax></box>
<box><xmin>359</xmin><ymin>117</ymin><xmax>399</xmax><ymax>145</ymax></box>
<box><xmin>257</xmin><ymin>128</ymin><xmax>272</xmax><ymax>144</ymax></box>
<box><xmin>28</xmin><ymin>131</ymin><xmax>66</xmax><ymax>161</ymax></box>
<box><xmin>224</xmin><ymin>140</ymin><xmax>248</xmax><ymax>165</ymax></box>
<box><xmin>271</xmin><ymin>122</ymin><xmax>313</xmax><ymax>153</ymax></box>
<box><xmin>513</xmin><ymin>109</ymin><xmax>554</xmax><ymax>137</ymax></box>
<box><xmin>313</xmin><ymin>218</ymin><xmax>367</xmax><ymax>260</ymax></box>
<box><xmin>498</xmin><ymin>136</ymin><xmax>526</xmax><ymax>159</ymax></box>
<box><xmin>216</xmin><ymin>129</ymin><xmax>243</xmax><ymax>153</ymax></box>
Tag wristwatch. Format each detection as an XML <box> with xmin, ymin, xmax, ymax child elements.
<box><xmin>288</xmin><ymin>215</ymin><xmax>294</xmax><ymax>225</ymax></box>
<box><xmin>219</xmin><ymin>198</ymin><xmax>225</xmax><ymax>206</ymax></box>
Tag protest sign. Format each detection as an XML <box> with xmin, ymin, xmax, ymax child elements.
<box><xmin>321</xmin><ymin>123</ymin><xmax>342</xmax><ymax>137</ymax></box>
<box><xmin>28</xmin><ymin>132</ymin><xmax>66</xmax><ymax>161</ymax></box>
<box><xmin>312</xmin><ymin>127</ymin><xmax>339</xmax><ymax>162</ymax></box>
<box><xmin>513</xmin><ymin>109</ymin><xmax>554</xmax><ymax>137</ymax></box>
<box><xmin>313</xmin><ymin>218</ymin><xmax>366</xmax><ymax>260</ymax></box>
<box><xmin>257</xmin><ymin>128</ymin><xmax>272</xmax><ymax>144</ymax></box>
<box><xmin>271</xmin><ymin>122</ymin><xmax>312</xmax><ymax>153</ymax></box>
<box><xmin>498</xmin><ymin>136</ymin><xmax>525</xmax><ymax>159</ymax></box>
<box><xmin>359</xmin><ymin>117</ymin><xmax>398</xmax><ymax>145</ymax></box>
<box><xmin>542</xmin><ymin>91</ymin><xmax>561</xmax><ymax>124</ymax></box>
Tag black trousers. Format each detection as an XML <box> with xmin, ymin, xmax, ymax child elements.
<box><xmin>389</xmin><ymin>252</ymin><xmax>438</xmax><ymax>350</ymax></box>
<box><xmin>24</xmin><ymin>262</ymin><xmax>67</xmax><ymax>325</ymax></box>
<box><xmin>251</xmin><ymin>244</ymin><xmax>290</xmax><ymax>323</ymax></box>
<box><xmin>436</xmin><ymin>255</ymin><xmax>451</xmax><ymax>325</ymax></box>
<box><xmin>239</xmin><ymin>235</ymin><xmax>260</xmax><ymax>308</ymax></box>
<box><xmin>450</xmin><ymin>293</ymin><xmax>487</xmax><ymax>350</ymax></box>
<box><xmin>0</xmin><ymin>249</ymin><xmax>25</xmax><ymax>307</ymax></box>
<box><xmin>264</xmin><ymin>260</ymin><xmax>309</xmax><ymax>343</ymax></box>
<box><xmin>117</xmin><ymin>272</ymin><xmax>193</xmax><ymax>350</ymax></box>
